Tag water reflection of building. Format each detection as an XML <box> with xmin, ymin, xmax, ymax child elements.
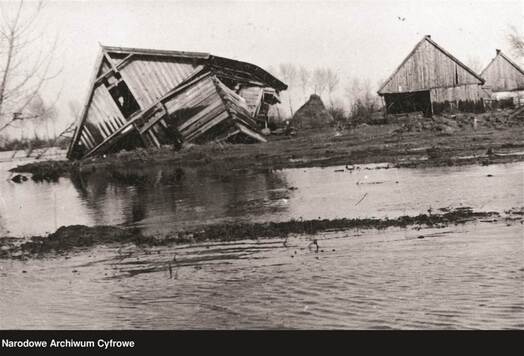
<box><xmin>70</xmin><ymin>166</ymin><xmax>290</xmax><ymax>236</ymax></box>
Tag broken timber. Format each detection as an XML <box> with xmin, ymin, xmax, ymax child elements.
<box><xmin>67</xmin><ymin>45</ymin><xmax>287</xmax><ymax>160</ymax></box>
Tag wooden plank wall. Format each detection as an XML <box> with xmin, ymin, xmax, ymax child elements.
<box><xmin>120</xmin><ymin>57</ymin><xmax>197</xmax><ymax>108</ymax></box>
<box><xmin>238</xmin><ymin>86</ymin><xmax>263</xmax><ymax>115</ymax></box>
<box><xmin>162</xmin><ymin>76</ymin><xmax>230</xmax><ymax>142</ymax></box>
<box><xmin>430</xmin><ymin>84</ymin><xmax>485</xmax><ymax>103</ymax></box>
<box><xmin>482</xmin><ymin>55</ymin><xmax>524</xmax><ymax>92</ymax></box>
<box><xmin>380</xmin><ymin>40</ymin><xmax>482</xmax><ymax>94</ymax></box>
<box><xmin>216</xmin><ymin>79</ymin><xmax>260</xmax><ymax>130</ymax></box>
<box><xmin>77</xmin><ymin>84</ymin><xmax>127</xmax><ymax>151</ymax></box>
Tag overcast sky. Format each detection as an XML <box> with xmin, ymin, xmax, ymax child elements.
<box><xmin>2</xmin><ymin>0</ymin><xmax>523</xmax><ymax>131</ymax></box>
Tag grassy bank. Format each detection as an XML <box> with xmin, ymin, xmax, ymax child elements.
<box><xmin>9</xmin><ymin>109</ymin><xmax>524</xmax><ymax>180</ymax></box>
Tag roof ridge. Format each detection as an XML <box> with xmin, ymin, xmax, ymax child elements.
<box><xmin>424</xmin><ymin>36</ymin><xmax>485</xmax><ymax>83</ymax></box>
<box><xmin>101</xmin><ymin>44</ymin><xmax>211</xmax><ymax>59</ymax></box>
<box><xmin>498</xmin><ymin>50</ymin><xmax>524</xmax><ymax>76</ymax></box>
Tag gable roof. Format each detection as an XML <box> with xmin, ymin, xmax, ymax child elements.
<box><xmin>100</xmin><ymin>45</ymin><xmax>287</xmax><ymax>90</ymax></box>
<box><xmin>378</xmin><ymin>35</ymin><xmax>485</xmax><ymax>94</ymax></box>
<box><xmin>480</xmin><ymin>49</ymin><xmax>524</xmax><ymax>77</ymax></box>
<box><xmin>101</xmin><ymin>45</ymin><xmax>210</xmax><ymax>60</ymax></box>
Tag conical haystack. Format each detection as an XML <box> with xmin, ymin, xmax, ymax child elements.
<box><xmin>291</xmin><ymin>94</ymin><xmax>334</xmax><ymax>129</ymax></box>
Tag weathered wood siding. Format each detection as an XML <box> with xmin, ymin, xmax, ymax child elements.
<box><xmin>162</xmin><ymin>75</ymin><xmax>229</xmax><ymax>142</ymax></box>
<box><xmin>216</xmin><ymin>79</ymin><xmax>260</xmax><ymax>130</ymax></box>
<box><xmin>68</xmin><ymin>46</ymin><xmax>285</xmax><ymax>159</ymax></box>
<box><xmin>77</xmin><ymin>84</ymin><xmax>127</xmax><ymax>151</ymax></box>
<box><xmin>380</xmin><ymin>39</ymin><xmax>483</xmax><ymax>94</ymax></box>
<box><xmin>120</xmin><ymin>57</ymin><xmax>197</xmax><ymax>108</ymax></box>
<box><xmin>238</xmin><ymin>86</ymin><xmax>263</xmax><ymax>115</ymax></box>
<box><xmin>482</xmin><ymin>54</ymin><xmax>524</xmax><ymax>92</ymax></box>
<box><xmin>430</xmin><ymin>84</ymin><xmax>485</xmax><ymax>103</ymax></box>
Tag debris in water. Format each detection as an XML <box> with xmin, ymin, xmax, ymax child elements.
<box><xmin>308</xmin><ymin>239</ymin><xmax>319</xmax><ymax>253</ymax></box>
<box><xmin>355</xmin><ymin>192</ymin><xmax>369</xmax><ymax>206</ymax></box>
<box><xmin>10</xmin><ymin>174</ymin><xmax>28</xmax><ymax>183</ymax></box>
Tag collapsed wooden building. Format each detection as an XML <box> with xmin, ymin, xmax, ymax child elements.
<box><xmin>67</xmin><ymin>45</ymin><xmax>287</xmax><ymax>160</ymax></box>
<box><xmin>377</xmin><ymin>35</ymin><xmax>486</xmax><ymax>116</ymax></box>
<box><xmin>480</xmin><ymin>49</ymin><xmax>524</xmax><ymax>106</ymax></box>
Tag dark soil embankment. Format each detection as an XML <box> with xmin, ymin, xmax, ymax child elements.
<box><xmin>0</xmin><ymin>207</ymin><xmax>507</xmax><ymax>259</ymax></box>
<box><xmin>10</xmin><ymin>160</ymin><xmax>74</xmax><ymax>182</ymax></box>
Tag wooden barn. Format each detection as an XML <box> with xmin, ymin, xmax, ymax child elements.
<box><xmin>377</xmin><ymin>35</ymin><xmax>486</xmax><ymax>116</ymax></box>
<box><xmin>480</xmin><ymin>49</ymin><xmax>524</xmax><ymax>106</ymax></box>
<box><xmin>67</xmin><ymin>45</ymin><xmax>287</xmax><ymax>160</ymax></box>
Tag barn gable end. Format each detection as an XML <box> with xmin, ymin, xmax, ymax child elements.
<box><xmin>378</xmin><ymin>35</ymin><xmax>484</xmax><ymax>95</ymax></box>
<box><xmin>481</xmin><ymin>50</ymin><xmax>524</xmax><ymax>92</ymax></box>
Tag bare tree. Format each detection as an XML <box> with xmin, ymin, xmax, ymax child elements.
<box><xmin>27</xmin><ymin>93</ymin><xmax>57</xmax><ymax>139</ymax></box>
<box><xmin>278</xmin><ymin>63</ymin><xmax>297</xmax><ymax>87</ymax></box>
<box><xmin>325</xmin><ymin>68</ymin><xmax>339</xmax><ymax>107</ymax></box>
<box><xmin>278</xmin><ymin>63</ymin><xmax>297</xmax><ymax>116</ymax></box>
<box><xmin>68</xmin><ymin>100</ymin><xmax>81</xmax><ymax>123</ymax></box>
<box><xmin>345</xmin><ymin>77</ymin><xmax>361</xmax><ymax>108</ymax></box>
<box><xmin>0</xmin><ymin>0</ymin><xmax>61</xmax><ymax>134</ymax></box>
<box><xmin>345</xmin><ymin>77</ymin><xmax>378</xmax><ymax>124</ymax></box>
<box><xmin>34</xmin><ymin>99</ymin><xmax>77</xmax><ymax>159</ymax></box>
<box><xmin>298</xmin><ymin>66</ymin><xmax>311</xmax><ymax>100</ymax></box>
<box><xmin>311</xmin><ymin>68</ymin><xmax>328</xmax><ymax>98</ymax></box>
<box><xmin>507</xmin><ymin>25</ymin><xmax>524</xmax><ymax>59</ymax></box>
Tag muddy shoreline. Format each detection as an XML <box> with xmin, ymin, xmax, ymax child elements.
<box><xmin>2</xmin><ymin>207</ymin><xmax>522</xmax><ymax>260</ymax></box>
<box><xmin>9</xmin><ymin>112</ymin><xmax>524</xmax><ymax>180</ymax></box>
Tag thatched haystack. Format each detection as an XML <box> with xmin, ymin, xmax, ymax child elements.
<box><xmin>291</xmin><ymin>94</ymin><xmax>334</xmax><ymax>129</ymax></box>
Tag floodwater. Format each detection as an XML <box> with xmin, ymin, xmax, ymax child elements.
<box><xmin>1</xmin><ymin>222</ymin><xmax>522</xmax><ymax>329</ymax></box>
<box><xmin>0</xmin><ymin>150</ymin><xmax>523</xmax><ymax>329</ymax></box>
<box><xmin>0</xmin><ymin>150</ymin><xmax>523</xmax><ymax>237</ymax></box>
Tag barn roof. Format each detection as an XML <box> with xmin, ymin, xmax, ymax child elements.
<box><xmin>378</xmin><ymin>35</ymin><xmax>485</xmax><ymax>95</ymax></box>
<box><xmin>480</xmin><ymin>49</ymin><xmax>524</xmax><ymax>77</ymax></box>
<box><xmin>100</xmin><ymin>45</ymin><xmax>287</xmax><ymax>90</ymax></box>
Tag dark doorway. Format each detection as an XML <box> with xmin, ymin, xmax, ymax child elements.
<box><xmin>384</xmin><ymin>90</ymin><xmax>432</xmax><ymax>116</ymax></box>
<box><xmin>107</xmin><ymin>80</ymin><xmax>141</xmax><ymax>119</ymax></box>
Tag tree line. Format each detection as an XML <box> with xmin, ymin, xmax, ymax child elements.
<box><xmin>267</xmin><ymin>63</ymin><xmax>381</xmax><ymax>124</ymax></box>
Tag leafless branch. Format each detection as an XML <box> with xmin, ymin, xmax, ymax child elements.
<box><xmin>507</xmin><ymin>25</ymin><xmax>524</xmax><ymax>59</ymax></box>
<box><xmin>0</xmin><ymin>0</ymin><xmax>61</xmax><ymax>133</ymax></box>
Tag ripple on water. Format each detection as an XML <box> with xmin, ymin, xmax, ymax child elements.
<box><xmin>1</xmin><ymin>221</ymin><xmax>523</xmax><ymax>329</ymax></box>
